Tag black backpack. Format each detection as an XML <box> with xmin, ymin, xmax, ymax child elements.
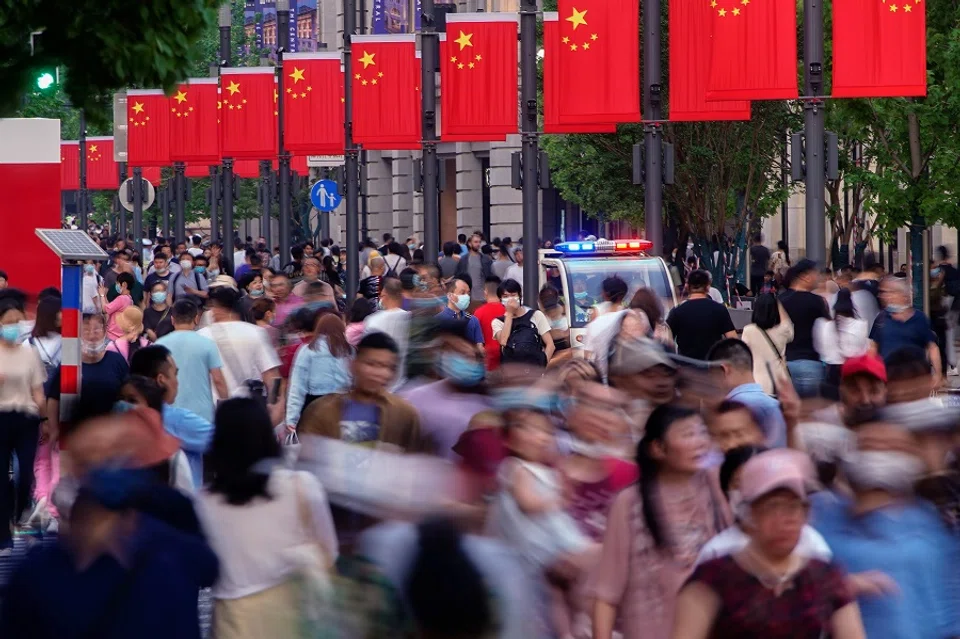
<box><xmin>499</xmin><ymin>310</ymin><xmax>547</xmax><ymax>367</ymax></box>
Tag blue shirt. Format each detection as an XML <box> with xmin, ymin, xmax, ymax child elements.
<box><xmin>727</xmin><ymin>382</ymin><xmax>787</xmax><ymax>448</ymax></box>
<box><xmin>869</xmin><ymin>310</ymin><xmax>936</xmax><ymax>360</ymax></box>
<box><xmin>812</xmin><ymin>495</ymin><xmax>960</xmax><ymax>639</ymax></box>
<box><xmin>162</xmin><ymin>405</ymin><xmax>214</xmax><ymax>488</ymax></box>
<box><xmin>286</xmin><ymin>340</ymin><xmax>352</xmax><ymax>428</ymax></box>
<box><xmin>436</xmin><ymin>307</ymin><xmax>485</xmax><ymax>346</ymax></box>
<box><xmin>156</xmin><ymin>330</ymin><xmax>223</xmax><ymax>423</ymax></box>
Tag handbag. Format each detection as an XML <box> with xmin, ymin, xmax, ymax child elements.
<box><xmin>759</xmin><ymin>328</ymin><xmax>791</xmax><ymax>389</ymax></box>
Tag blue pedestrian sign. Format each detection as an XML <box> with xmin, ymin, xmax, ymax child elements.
<box><xmin>310</xmin><ymin>179</ymin><xmax>342</xmax><ymax>212</ymax></box>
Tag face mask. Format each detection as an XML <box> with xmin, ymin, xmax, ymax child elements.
<box><xmin>886</xmin><ymin>304</ymin><xmax>909</xmax><ymax>314</ymax></box>
<box><xmin>151</xmin><ymin>291</ymin><xmax>167</xmax><ymax>304</ymax></box>
<box><xmin>931</xmin><ymin>268</ymin><xmax>942</xmax><ymax>277</ymax></box>
<box><xmin>568</xmin><ymin>437</ymin><xmax>623</xmax><ymax>459</ymax></box>
<box><xmin>84</xmin><ymin>264</ymin><xmax>95</xmax><ymax>275</ymax></box>
<box><xmin>842</xmin><ymin>450</ymin><xmax>925</xmax><ymax>494</ymax></box>
<box><xmin>181</xmin><ymin>261</ymin><xmax>193</xmax><ymax>270</ymax></box>
<box><xmin>81</xmin><ymin>339</ymin><xmax>108</xmax><ymax>356</ymax></box>
<box><xmin>549</xmin><ymin>316</ymin><xmax>569</xmax><ymax>331</ymax></box>
<box><xmin>195</xmin><ymin>266</ymin><xmax>206</xmax><ymax>274</ymax></box>
<box><xmin>501</xmin><ymin>296</ymin><xmax>519</xmax><ymax>307</ymax></box>
<box><xmin>412</xmin><ymin>274</ymin><xmax>428</xmax><ymax>291</ymax></box>
<box><xmin>208</xmin><ymin>269</ymin><xmax>220</xmax><ymax>278</ymax></box>
<box><xmin>574</xmin><ymin>291</ymin><xmax>588</xmax><ymax>300</ymax></box>
<box><xmin>114</xmin><ymin>283</ymin><xmax>123</xmax><ymax>293</ymax></box>
<box><xmin>454</xmin><ymin>294</ymin><xmax>471</xmax><ymax>311</ymax></box>
<box><xmin>0</xmin><ymin>324</ymin><xmax>20</xmax><ymax>343</ymax></box>
<box><xmin>438</xmin><ymin>353</ymin><xmax>485</xmax><ymax>387</ymax></box>
<box><xmin>408</xmin><ymin>243</ymin><xmax>417</xmax><ymax>252</ymax></box>
<box><xmin>249</xmin><ymin>288</ymin><xmax>265</xmax><ymax>298</ymax></box>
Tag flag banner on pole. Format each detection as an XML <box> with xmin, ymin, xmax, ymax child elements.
<box><xmin>220</xmin><ymin>67</ymin><xmax>278</xmax><ymax>159</ymax></box>
<box><xmin>127</xmin><ymin>90</ymin><xmax>171</xmax><ymax>167</ymax></box>
<box><xmin>543</xmin><ymin>14</ymin><xmax>618</xmax><ymax>134</ymax></box>
<box><xmin>169</xmin><ymin>78</ymin><xmax>221</xmax><ymax>164</ymax></box>
<box><xmin>832</xmin><ymin>0</ymin><xmax>926</xmax><ymax>98</ymax></box>
<box><xmin>233</xmin><ymin>160</ymin><xmax>262</xmax><ymax>179</ymax></box>
<box><xmin>705</xmin><ymin>0</ymin><xmax>798</xmax><ymax>100</ymax></box>
<box><xmin>439</xmin><ymin>14</ymin><xmax>518</xmax><ymax>141</ymax></box>
<box><xmin>283</xmin><ymin>53</ymin><xmax>345</xmax><ymax>155</ymax></box>
<box><xmin>185</xmin><ymin>164</ymin><xmax>213</xmax><ymax>178</ymax></box>
<box><xmin>86</xmin><ymin>137</ymin><xmax>119</xmax><ymax>190</ymax></box>
<box><xmin>351</xmin><ymin>35</ymin><xmax>421</xmax><ymax>150</ymax></box>
<box><xmin>669</xmin><ymin>0</ymin><xmax>751</xmax><ymax>121</ymax></box>
<box><xmin>61</xmin><ymin>142</ymin><xmax>79</xmax><ymax>190</ymax></box>
<box><xmin>554</xmin><ymin>0</ymin><xmax>641</xmax><ymax>124</ymax></box>
<box><xmin>272</xmin><ymin>156</ymin><xmax>309</xmax><ymax>173</ymax></box>
<box><xmin>134</xmin><ymin>166</ymin><xmax>162</xmax><ymax>186</ymax></box>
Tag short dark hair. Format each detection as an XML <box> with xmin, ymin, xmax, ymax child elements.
<box><xmin>484</xmin><ymin>275</ymin><xmax>502</xmax><ymax>293</ymax></box>
<box><xmin>457</xmin><ymin>234</ymin><xmax>467</xmax><ymax>244</ymax></box>
<box><xmin>937</xmin><ymin>245</ymin><xmax>950</xmax><ymax>261</ymax></box>
<box><xmin>357</xmin><ymin>331</ymin><xmax>399</xmax><ymax>355</ymax></box>
<box><xmin>0</xmin><ymin>270</ymin><xmax>8</xmax><ymax>281</ymax></box>
<box><xmin>442</xmin><ymin>241</ymin><xmax>457</xmax><ymax>257</ymax></box>
<box><xmin>209</xmin><ymin>286</ymin><xmax>240</xmax><ymax>310</ymax></box>
<box><xmin>719</xmin><ymin>445</ymin><xmax>767</xmax><ymax>497</ymax></box>
<box><xmin>251</xmin><ymin>298</ymin><xmax>276</xmax><ymax>322</ymax></box>
<box><xmin>172</xmin><ymin>299</ymin><xmax>199</xmax><ymax>324</ymax></box>
<box><xmin>687</xmin><ymin>269</ymin><xmax>711</xmax><ymax>291</ymax></box>
<box><xmin>130</xmin><ymin>345</ymin><xmax>173</xmax><ymax>379</ymax></box>
<box><xmin>290</xmin><ymin>246</ymin><xmax>304</xmax><ymax>260</ymax></box>
<box><xmin>82</xmin><ymin>312</ymin><xmax>106</xmax><ymax>329</ymax></box>
<box><xmin>497</xmin><ymin>279</ymin><xmax>522</xmax><ymax>298</ymax></box>
<box><xmin>706</xmin><ymin>338</ymin><xmax>754</xmax><ymax>371</ymax></box>
<box><xmin>785</xmin><ymin>258</ymin><xmax>818</xmax><ymax>287</ymax></box>
<box><xmin>237</xmin><ymin>272</ymin><xmax>262</xmax><ymax>291</ymax></box>
<box><xmin>602</xmin><ymin>276</ymin><xmax>629</xmax><ymax>304</ymax></box>
<box><xmin>116</xmin><ymin>272</ymin><xmax>136</xmax><ymax>290</ymax></box>
<box><xmin>885</xmin><ymin>346</ymin><xmax>931</xmax><ymax>381</ymax></box>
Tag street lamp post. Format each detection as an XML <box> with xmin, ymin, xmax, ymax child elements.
<box><xmin>420</xmin><ymin>0</ymin><xmax>440</xmax><ymax>266</ymax></box>
<box><xmin>277</xmin><ymin>0</ymin><xmax>292</xmax><ymax>268</ymax></box>
<box><xmin>343</xmin><ymin>0</ymin><xmax>360</xmax><ymax>300</ymax></box>
<box><xmin>78</xmin><ymin>109</ymin><xmax>88</xmax><ymax>231</ymax></box>
<box><xmin>642</xmin><ymin>0</ymin><xmax>663</xmax><ymax>256</ymax></box>
<box><xmin>219</xmin><ymin>3</ymin><xmax>236</xmax><ymax>260</ymax></box>
<box><xmin>803</xmin><ymin>0</ymin><xmax>826</xmax><ymax>265</ymax></box>
<box><xmin>519</xmin><ymin>0</ymin><xmax>539</xmax><ymax>306</ymax></box>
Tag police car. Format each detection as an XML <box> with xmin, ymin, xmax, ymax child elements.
<box><xmin>538</xmin><ymin>239</ymin><xmax>677</xmax><ymax>350</ymax></box>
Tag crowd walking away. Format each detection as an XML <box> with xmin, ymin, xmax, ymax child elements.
<box><xmin>2</xmin><ymin>230</ymin><xmax>960</xmax><ymax>639</ymax></box>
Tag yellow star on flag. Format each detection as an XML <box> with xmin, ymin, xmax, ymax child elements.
<box><xmin>378</xmin><ymin>72</ymin><xmax>384</xmax><ymax>77</ymax></box>
<box><xmin>454</xmin><ymin>30</ymin><xmax>474</xmax><ymax>50</ymax></box>
<box><xmin>450</xmin><ymin>56</ymin><xmax>458</xmax><ymax>63</ymax></box>
<box><xmin>359</xmin><ymin>51</ymin><xmax>376</xmax><ymax>68</ymax></box>
<box><xmin>571</xmin><ymin>43</ymin><xmax>578</xmax><ymax>50</ymax></box>
<box><xmin>458</xmin><ymin>63</ymin><xmax>465</xmax><ymax>69</ymax></box>
<box><xmin>174</xmin><ymin>90</ymin><xmax>187</xmax><ymax>104</ymax></box>
<box><xmin>732</xmin><ymin>7</ymin><xmax>740</xmax><ymax>14</ymax></box>
<box><xmin>562</xmin><ymin>36</ymin><xmax>570</xmax><ymax>44</ymax></box>
<box><xmin>371</xmin><ymin>79</ymin><xmax>378</xmax><ymax>85</ymax></box>
<box><xmin>718</xmin><ymin>8</ymin><xmax>727</xmax><ymax>15</ymax></box>
<box><xmin>132</xmin><ymin>102</ymin><xmax>144</xmax><ymax>114</ymax></box>
<box><xmin>566</xmin><ymin>7</ymin><xmax>588</xmax><ymax>30</ymax></box>
<box><xmin>89</xmin><ymin>144</ymin><xmax>98</xmax><ymax>153</ymax></box>
<box><xmin>475</xmin><ymin>54</ymin><xmax>482</xmax><ymax>61</ymax></box>
<box><xmin>226</xmin><ymin>81</ymin><xmax>241</xmax><ymax>95</ymax></box>
<box><xmin>889</xmin><ymin>3</ymin><xmax>897</xmax><ymax>9</ymax></box>
<box><xmin>903</xmin><ymin>3</ymin><xmax>912</xmax><ymax>9</ymax></box>
<box><xmin>583</xmin><ymin>42</ymin><xmax>590</xmax><ymax>49</ymax></box>
<box><xmin>361</xmin><ymin>79</ymin><xmax>368</xmax><ymax>86</ymax></box>
<box><xmin>468</xmin><ymin>62</ymin><xmax>475</xmax><ymax>69</ymax></box>
<box><xmin>289</xmin><ymin>67</ymin><xmax>305</xmax><ymax>84</ymax></box>
<box><xmin>591</xmin><ymin>33</ymin><xmax>598</xmax><ymax>40</ymax></box>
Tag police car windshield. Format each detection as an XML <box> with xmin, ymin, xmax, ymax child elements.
<box><xmin>565</xmin><ymin>258</ymin><xmax>674</xmax><ymax>328</ymax></box>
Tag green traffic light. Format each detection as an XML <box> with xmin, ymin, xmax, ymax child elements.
<box><xmin>36</xmin><ymin>72</ymin><xmax>54</xmax><ymax>90</ymax></box>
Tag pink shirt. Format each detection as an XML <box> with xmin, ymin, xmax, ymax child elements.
<box><xmin>273</xmin><ymin>294</ymin><xmax>304</xmax><ymax>326</ymax></box>
<box><xmin>104</xmin><ymin>295</ymin><xmax>133</xmax><ymax>341</ymax></box>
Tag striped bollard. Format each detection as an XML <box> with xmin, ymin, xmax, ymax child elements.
<box><xmin>60</xmin><ymin>264</ymin><xmax>83</xmax><ymax>420</ymax></box>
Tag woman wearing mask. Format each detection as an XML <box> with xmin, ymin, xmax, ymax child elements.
<box><xmin>540</xmin><ymin>287</ymin><xmax>571</xmax><ymax>360</ymax></box>
<box><xmin>284</xmin><ymin>313</ymin><xmax>352</xmax><ymax>430</ymax></box>
<box><xmin>814</xmin><ymin>288</ymin><xmax>869</xmax><ymax>398</ymax></box>
<box><xmin>740</xmin><ymin>293</ymin><xmax>794</xmax><ymax>396</ymax></box>
<box><xmin>238</xmin><ymin>273</ymin><xmax>266</xmax><ymax>323</ymax></box>
<box><xmin>195</xmin><ymin>398</ymin><xmax>338</xmax><ymax>639</ymax></box>
<box><xmin>674</xmin><ymin>448</ymin><xmax>866</xmax><ymax>639</ymax></box>
<box><xmin>144</xmin><ymin>281</ymin><xmax>174</xmax><ymax>341</ymax></box>
<box><xmin>81</xmin><ymin>261</ymin><xmax>103</xmax><ymax>314</ymax></box>
<box><xmin>107</xmin><ymin>306</ymin><xmax>150</xmax><ymax>364</ymax></box>
<box><xmin>0</xmin><ymin>290</ymin><xmax>48</xmax><ymax>553</ymax></box>
<box><xmin>590</xmin><ymin>405</ymin><xmax>730</xmax><ymax>639</ymax></box>
<box><xmin>99</xmin><ymin>271</ymin><xmax>135</xmax><ymax>341</ymax></box>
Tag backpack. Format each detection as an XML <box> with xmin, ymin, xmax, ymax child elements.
<box><xmin>499</xmin><ymin>310</ymin><xmax>547</xmax><ymax>367</ymax></box>
<box><xmin>384</xmin><ymin>255</ymin><xmax>402</xmax><ymax>278</ymax></box>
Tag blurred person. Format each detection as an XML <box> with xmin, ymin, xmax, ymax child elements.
<box><xmin>760</xmin><ymin>269</ymin><xmax>779</xmax><ymax>294</ymax></box>
<box><xmin>439</xmin><ymin>241</ymin><xmax>460</xmax><ymax>279</ymax></box>
<box><xmin>629</xmin><ymin>287</ymin><xmax>674</xmax><ymax>348</ymax></box>
<box><xmin>277</xmin><ymin>307</ymin><xmax>321</xmax><ymax>380</ymax></box>
<box><xmin>282</xmin><ymin>244</ymin><xmax>305</xmax><ymax>278</ymax></box>
<box><xmin>492</xmin><ymin>244</ymin><xmax>513</xmax><ymax>280</ymax></box>
<box><xmin>749</xmin><ymin>233</ymin><xmax>771</xmax><ymax>296</ymax></box>
<box><xmin>539</xmin><ymin>286</ymin><xmax>571</xmax><ymax>358</ymax></box>
<box><xmin>292</xmin><ymin>257</ymin><xmax>334</xmax><ymax>302</ymax></box>
<box><xmin>456</xmin><ymin>232</ymin><xmax>493</xmax><ymax>306</ymax></box>
<box><xmin>504</xmin><ymin>246</ymin><xmax>524</xmax><ymax>284</ymax></box>
<box><xmin>195</xmin><ymin>398</ymin><xmax>337</xmax><ymax>639</ymax></box>
<box><xmin>383</xmin><ymin>241</ymin><xmax>408</xmax><ymax>277</ymax></box>
<box><xmin>363</xmin><ymin>277</ymin><xmax>411</xmax><ymax>389</ymax></box>
<box><xmin>440</xmin><ymin>277</ymin><xmax>486</xmax><ymax>351</ymax></box>
<box><xmin>346</xmin><ymin>297</ymin><xmax>376</xmax><ymax>346</ymax></box>
<box><xmin>812</xmin><ymin>421</ymin><xmax>960</xmax><ymax>639</ymax></box>
<box><xmin>473</xmin><ymin>276</ymin><xmax>506</xmax><ymax>371</ymax></box>
<box><xmin>813</xmin><ymin>353</ymin><xmax>889</xmax><ymax>429</ymax></box>
<box><xmin>25</xmin><ymin>294</ymin><xmax>62</xmax><ymax>381</ymax></box>
<box><xmin>667</xmin><ymin>269</ymin><xmax>737</xmax><ymax>360</ymax></box>
<box><xmin>493</xmin><ymin>279</ymin><xmax>554</xmax><ymax>367</ymax></box>
<box><xmin>170</xmin><ymin>252</ymin><xmax>208</xmax><ymax>303</ymax></box>
<box><xmin>285</xmin><ymin>313</ymin><xmax>353</xmax><ymax>431</ymax></box>
<box><xmin>106</xmin><ymin>305</ymin><xmax>149</xmax><ymax>364</ymax></box>
<box><xmin>740</xmin><ymin>293</ymin><xmax>794</xmax><ymax>395</ymax></box>
<box><xmin>706</xmin><ymin>400</ymin><xmax>765</xmax><ymax>454</ymax></box>
<box><xmin>81</xmin><ymin>261</ymin><xmax>103</xmax><ymax>314</ymax></box>
<box><xmin>237</xmin><ymin>271</ymin><xmax>265</xmax><ymax>322</ymax></box>
<box><xmin>402</xmin><ymin>322</ymin><xmax>494</xmax><ymax>461</ymax></box>
<box><xmin>871</xmin><ymin>276</ymin><xmax>941</xmax><ymax>386</ymax></box>
<box><xmin>99</xmin><ymin>271</ymin><xmax>135</xmax><ymax>341</ymax></box>
<box><xmin>156</xmin><ymin>299</ymin><xmax>229</xmax><ymax>423</ymax></box>
<box><xmin>815</xmin><ymin>287</ymin><xmax>870</xmax><ymax>397</ymax></box>
<box><xmin>143</xmin><ymin>280</ymin><xmax>174</xmax><ymax>341</ymax></box>
<box><xmin>589</xmin><ymin>405</ymin><xmax>730</xmax><ymax>639</ymax></box>
<box><xmin>934</xmin><ymin>246</ymin><xmax>960</xmax><ymax>374</ymax></box>
<box><xmin>359</xmin><ymin>256</ymin><xmax>387</xmax><ymax>299</ymax></box>
<box><xmin>674</xmin><ymin>449</ymin><xmax>864</xmax><ymax>639</ymax></box>
<box><xmin>298</xmin><ymin>332</ymin><xmax>422</xmax><ymax>451</ymax></box>
<box><xmin>320</xmin><ymin>255</ymin><xmax>344</xmax><ymax>296</ymax></box>
<box><xmin>251</xmin><ymin>297</ymin><xmax>280</xmax><ymax>344</ymax></box>
<box><xmin>193</xmin><ymin>254</ymin><xmax>209</xmax><ymax>279</ymax></box>
<box><xmin>607</xmin><ymin>337</ymin><xmax>679</xmax><ymax>434</ymax></box>
<box><xmin>269</xmin><ymin>272</ymin><xmax>303</xmax><ymax>326</ymax></box>
<box><xmin>583</xmin><ymin>276</ymin><xmax>630</xmax><ymax>359</ymax></box>
<box><xmin>779</xmin><ymin>259</ymin><xmax>830</xmax><ymax>398</ymax></box>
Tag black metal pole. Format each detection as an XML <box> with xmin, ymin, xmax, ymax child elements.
<box><xmin>118</xmin><ymin>161</ymin><xmax>128</xmax><ymax>238</ymax></box>
<box><xmin>160</xmin><ymin>187</ymin><xmax>171</xmax><ymax>240</ymax></box>
<box><xmin>132</xmin><ymin>167</ymin><xmax>144</xmax><ymax>258</ymax></box>
<box><xmin>174</xmin><ymin>162</ymin><xmax>186</xmax><ymax>241</ymax></box>
<box><xmin>344</xmin><ymin>0</ymin><xmax>360</xmax><ymax>300</ymax></box>
<box><xmin>78</xmin><ymin>109</ymin><xmax>88</xmax><ymax>231</ymax></box>
<box><xmin>420</xmin><ymin>0</ymin><xmax>440</xmax><ymax>265</ymax></box>
<box><xmin>278</xmin><ymin>0</ymin><xmax>292</xmax><ymax>267</ymax></box>
<box><xmin>209</xmin><ymin>165</ymin><xmax>220</xmax><ymax>243</ymax></box>
<box><xmin>803</xmin><ymin>0</ymin><xmax>826</xmax><ymax>265</ymax></box>
<box><xmin>781</xmin><ymin>130</ymin><xmax>789</xmax><ymax>252</ymax></box>
<box><xmin>219</xmin><ymin>4</ymin><xmax>235</xmax><ymax>261</ymax></box>
<box><xmin>260</xmin><ymin>160</ymin><xmax>273</xmax><ymax>246</ymax></box>
<box><xmin>643</xmin><ymin>0</ymin><xmax>663</xmax><ymax>256</ymax></box>
<box><xmin>520</xmin><ymin>0</ymin><xmax>539</xmax><ymax>306</ymax></box>
<box><xmin>360</xmin><ymin>152</ymin><xmax>369</xmax><ymax>241</ymax></box>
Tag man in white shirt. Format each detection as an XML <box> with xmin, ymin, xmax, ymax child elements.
<box><xmin>503</xmin><ymin>246</ymin><xmax>524</xmax><ymax>284</ymax></box>
<box><xmin>364</xmin><ymin>277</ymin><xmax>411</xmax><ymax>390</ymax></box>
<box><xmin>187</xmin><ymin>235</ymin><xmax>204</xmax><ymax>258</ymax></box>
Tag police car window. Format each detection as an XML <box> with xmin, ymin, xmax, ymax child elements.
<box><xmin>563</xmin><ymin>258</ymin><xmax>673</xmax><ymax>328</ymax></box>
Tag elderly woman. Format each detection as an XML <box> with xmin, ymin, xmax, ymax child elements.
<box><xmin>673</xmin><ymin>449</ymin><xmax>865</xmax><ymax>639</ymax></box>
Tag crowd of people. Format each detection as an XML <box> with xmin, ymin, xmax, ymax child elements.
<box><xmin>0</xmin><ymin>229</ymin><xmax>958</xmax><ymax>639</ymax></box>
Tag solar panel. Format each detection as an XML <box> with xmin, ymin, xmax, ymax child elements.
<box><xmin>35</xmin><ymin>229</ymin><xmax>110</xmax><ymax>261</ymax></box>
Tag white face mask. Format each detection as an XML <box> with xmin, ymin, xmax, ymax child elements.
<box><xmin>842</xmin><ymin>450</ymin><xmax>925</xmax><ymax>495</ymax></box>
<box><xmin>568</xmin><ymin>437</ymin><xmax>624</xmax><ymax>460</ymax></box>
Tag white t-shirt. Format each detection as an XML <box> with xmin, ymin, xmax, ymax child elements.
<box><xmin>491</xmin><ymin>307</ymin><xmax>551</xmax><ymax>341</ymax></box>
<box><xmin>198</xmin><ymin>321</ymin><xmax>281</xmax><ymax>398</ymax></box>
<box><xmin>694</xmin><ymin>523</ymin><xmax>832</xmax><ymax>566</ymax></box>
<box><xmin>382</xmin><ymin>254</ymin><xmax>407</xmax><ymax>276</ymax></box>
<box><xmin>194</xmin><ymin>469</ymin><xmax>339</xmax><ymax>600</ymax></box>
<box><xmin>709</xmin><ymin>287</ymin><xmax>724</xmax><ymax>304</ymax></box>
<box><xmin>364</xmin><ymin>308</ymin><xmax>411</xmax><ymax>391</ymax></box>
<box><xmin>504</xmin><ymin>263</ymin><xmax>523</xmax><ymax>284</ymax></box>
<box><xmin>188</xmin><ymin>247</ymin><xmax>204</xmax><ymax>257</ymax></box>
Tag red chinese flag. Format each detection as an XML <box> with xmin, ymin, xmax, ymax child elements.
<box><xmin>706</xmin><ymin>0</ymin><xmax>797</xmax><ymax>100</ymax></box>
<box><xmin>832</xmin><ymin>0</ymin><xmax>925</xmax><ymax>98</ymax></box>
<box><xmin>283</xmin><ymin>53</ymin><xmax>345</xmax><ymax>155</ymax></box>
<box><xmin>221</xmin><ymin>68</ymin><xmax>278</xmax><ymax>159</ymax></box>
<box><xmin>169</xmin><ymin>79</ymin><xmax>221</xmax><ymax>164</ymax></box>
<box><xmin>669</xmin><ymin>0</ymin><xmax>751</xmax><ymax>121</ymax></box>
<box><xmin>555</xmin><ymin>0</ymin><xmax>641</xmax><ymax>124</ymax></box>
<box><xmin>440</xmin><ymin>15</ymin><xmax>518</xmax><ymax>141</ymax></box>
<box><xmin>127</xmin><ymin>90</ymin><xmax>171</xmax><ymax>166</ymax></box>
<box><xmin>60</xmin><ymin>142</ymin><xmax>79</xmax><ymax>190</ymax></box>
<box><xmin>85</xmin><ymin>137</ymin><xmax>119</xmax><ymax>190</ymax></box>
<box><xmin>543</xmin><ymin>14</ymin><xmax>617</xmax><ymax>134</ymax></box>
<box><xmin>351</xmin><ymin>35</ymin><xmax>421</xmax><ymax>150</ymax></box>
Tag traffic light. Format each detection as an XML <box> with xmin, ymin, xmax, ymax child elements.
<box><xmin>34</xmin><ymin>68</ymin><xmax>59</xmax><ymax>92</ymax></box>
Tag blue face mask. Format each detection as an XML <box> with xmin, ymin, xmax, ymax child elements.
<box><xmin>249</xmin><ymin>288</ymin><xmax>265</xmax><ymax>298</ymax></box>
<box><xmin>931</xmin><ymin>268</ymin><xmax>942</xmax><ymax>277</ymax></box>
<box><xmin>439</xmin><ymin>353</ymin><xmax>485</xmax><ymax>386</ymax></box>
<box><xmin>115</xmin><ymin>283</ymin><xmax>123</xmax><ymax>293</ymax></box>
<box><xmin>412</xmin><ymin>274</ymin><xmax>427</xmax><ymax>291</ymax></box>
<box><xmin>195</xmin><ymin>266</ymin><xmax>206</xmax><ymax>274</ymax></box>
<box><xmin>0</xmin><ymin>324</ymin><xmax>20</xmax><ymax>343</ymax></box>
<box><xmin>574</xmin><ymin>290</ymin><xmax>588</xmax><ymax>300</ymax></box>
<box><xmin>151</xmin><ymin>291</ymin><xmax>167</xmax><ymax>304</ymax></box>
<box><xmin>84</xmin><ymin>264</ymin><xmax>96</xmax><ymax>275</ymax></box>
<box><xmin>454</xmin><ymin>294</ymin><xmax>471</xmax><ymax>311</ymax></box>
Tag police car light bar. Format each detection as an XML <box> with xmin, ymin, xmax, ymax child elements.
<box><xmin>554</xmin><ymin>239</ymin><xmax>653</xmax><ymax>255</ymax></box>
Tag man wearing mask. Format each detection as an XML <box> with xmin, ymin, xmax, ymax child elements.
<box><xmin>812</xmin><ymin>421</ymin><xmax>960</xmax><ymax>639</ymax></box>
<box><xmin>401</xmin><ymin>322</ymin><xmax>493</xmax><ymax>461</ymax></box>
<box><xmin>870</xmin><ymin>276</ymin><xmax>941</xmax><ymax>387</ymax></box>
<box><xmin>144</xmin><ymin>252</ymin><xmax>177</xmax><ymax>293</ymax></box>
<box><xmin>455</xmin><ymin>232</ymin><xmax>493</xmax><ymax>309</ymax></box>
<box><xmin>437</xmin><ymin>278</ymin><xmax>485</xmax><ymax>352</ymax></box>
<box><xmin>170</xmin><ymin>253</ymin><xmax>208</xmax><ymax>304</ymax></box>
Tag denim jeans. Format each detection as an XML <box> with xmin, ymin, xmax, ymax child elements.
<box><xmin>787</xmin><ymin>360</ymin><xmax>825</xmax><ymax>399</ymax></box>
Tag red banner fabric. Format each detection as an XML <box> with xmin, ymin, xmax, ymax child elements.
<box><xmin>85</xmin><ymin>137</ymin><xmax>119</xmax><ymax>190</ymax></box>
<box><xmin>61</xmin><ymin>142</ymin><xmax>79</xmax><ymax>190</ymax></box>
<box><xmin>127</xmin><ymin>90</ymin><xmax>171</xmax><ymax>166</ymax></box>
<box><xmin>283</xmin><ymin>54</ymin><xmax>345</xmax><ymax>155</ymax></box>
<box><xmin>669</xmin><ymin>0</ymin><xmax>751</xmax><ymax>121</ymax></box>
<box><xmin>832</xmin><ymin>0</ymin><xmax>926</xmax><ymax>98</ymax></box>
<box><xmin>440</xmin><ymin>15</ymin><xmax>518</xmax><ymax>141</ymax></box>
<box><xmin>169</xmin><ymin>79</ymin><xmax>221</xmax><ymax>164</ymax></box>
<box><xmin>351</xmin><ymin>35</ymin><xmax>421</xmax><ymax>150</ymax></box>
<box><xmin>220</xmin><ymin>68</ymin><xmax>278</xmax><ymax>160</ymax></box>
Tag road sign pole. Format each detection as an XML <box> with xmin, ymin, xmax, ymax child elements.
<box><xmin>278</xmin><ymin>0</ymin><xmax>292</xmax><ymax>267</ymax></box>
<box><xmin>421</xmin><ymin>0</ymin><xmax>440</xmax><ymax>266</ymax></box>
<box><xmin>803</xmin><ymin>0</ymin><xmax>826</xmax><ymax>265</ymax></box>
<box><xmin>344</xmin><ymin>0</ymin><xmax>360</xmax><ymax>300</ymax></box>
<box><xmin>209</xmin><ymin>165</ymin><xmax>220</xmax><ymax>243</ymax></box>
<box><xmin>520</xmin><ymin>0</ymin><xmax>540</xmax><ymax>306</ymax></box>
<box><xmin>78</xmin><ymin>109</ymin><xmax>88</xmax><ymax>232</ymax></box>
<box><xmin>132</xmin><ymin>167</ymin><xmax>144</xmax><ymax>257</ymax></box>
<box><xmin>643</xmin><ymin>0</ymin><xmax>663</xmax><ymax>256</ymax></box>
<box><xmin>174</xmin><ymin>162</ymin><xmax>186</xmax><ymax>242</ymax></box>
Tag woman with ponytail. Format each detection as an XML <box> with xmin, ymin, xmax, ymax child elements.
<box><xmin>589</xmin><ymin>404</ymin><xmax>731</xmax><ymax>639</ymax></box>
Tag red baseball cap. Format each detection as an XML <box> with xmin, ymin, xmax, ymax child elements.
<box><xmin>841</xmin><ymin>354</ymin><xmax>887</xmax><ymax>383</ymax></box>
